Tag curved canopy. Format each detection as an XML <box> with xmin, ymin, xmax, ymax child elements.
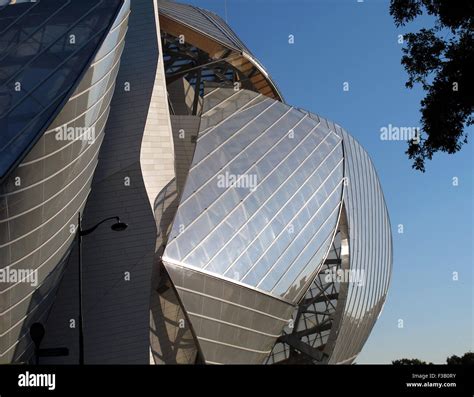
<box><xmin>158</xmin><ymin>0</ymin><xmax>284</xmax><ymax>102</ymax></box>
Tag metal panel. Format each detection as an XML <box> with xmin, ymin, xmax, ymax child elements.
<box><xmin>264</xmin><ymin>118</ymin><xmax>392</xmax><ymax>365</ymax></box>
<box><xmin>158</xmin><ymin>0</ymin><xmax>250</xmax><ymax>54</ymax></box>
<box><xmin>163</xmin><ymin>261</ymin><xmax>294</xmax><ymax>364</ymax></box>
<box><xmin>0</xmin><ymin>0</ymin><xmax>125</xmax><ymax>182</ymax></box>
<box><xmin>157</xmin><ymin>0</ymin><xmax>283</xmax><ymax>101</ymax></box>
<box><xmin>161</xmin><ymin>88</ymin><xmax>350</xmax><ymax>364</ymax></box>
<box><xmin>0</xmin><ymin>0</ymin><xmax>129</xmax><ymax>363</ymax></box>
<box><xmin>327</xmin><ymin>121</ymin><xmax>392</xmax><ymax>364</ymax></box>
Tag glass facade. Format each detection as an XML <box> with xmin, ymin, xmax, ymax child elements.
<box><xmin>157</xmin><ymin>0</ymin><xmax>283</xmax><ymax>101</ymax></box>
<box><xmin>164</xmin><ymin>88</ymin><xmax>344</xmax><ymax>304</ymax></box>
<box><xmin>163</xmin><ymin>87</ymin><xmax>392</xmax><ymax>364</ymax></box>
<box><xmin>265</xmin><ymin>229</ymin><xmax>346</xmax><ymax>364</ymax></box>
<box><xmin>0</xmin><ymin>0</ymin><xmax>123</xmax><ymax>181</ymax></box>
<box><xmin>158</xmin><ymin>0</ymin><xmax>251</xmax><ymax>54</ymax></box>
<box><xmin>159</xmin><ymin>0</ymin><xmax>393</xmax><ymax>365</ymax></box>
<box><xmin>159</xmin><ymin>3</ymin><xmax>394</xmax><ymax>361</ymax></box>
<box><xmin>327</xmin><ymin>125</ymin><xmax>393</xmax><ymax>364</ymax></box>
<box><xmin>1</xmin><ymin>0</ymin><xmax>393</xmax><ymax>365</ymax></box>
<box><xmin>0</xmin><ymin>0</ymin><xmax>129</xmax><ymax>363</ymax></box>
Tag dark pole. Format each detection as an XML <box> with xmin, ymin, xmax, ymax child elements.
<box><xmin>75</xmin><ymin>213</ymin><xmax>126</xmax><ymax>365</ymax></box>
<box><xmin>77</xmin><ymin>212</ymin><xmax>84</xmax><ymax>365</ymax></box>
<box><xmin>30</xmin><ymin>322</ymin><xmax>45</xmax><ymax>365</ymax></box>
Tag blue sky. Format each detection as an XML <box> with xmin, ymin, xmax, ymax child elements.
<box><xmin>183</xmin><ymin>0</ymin><xmax>473</xmax><ymax>363</ymax></box>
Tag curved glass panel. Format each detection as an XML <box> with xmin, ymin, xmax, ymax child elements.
<box><xmin>163</xmin><ymin>89</ymin><xmax>344</xmax><ymax>303</ymax></box>
<box><xmin>0</xmin><ymin>0</ymin><xmax>124</xmax><ymax>181</ymax></box>
<box><xmin>158</xmin><ymin>0</ymin><xmax>250</xmax><ymax>53</ymax></box>
<box><xmin>326</xmin><ymin>122</ymin><xmax>392</xmax><ymax>364</ymax></box>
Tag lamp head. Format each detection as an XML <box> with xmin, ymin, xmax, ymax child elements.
<box><xmin>30</xmin><ymin>322</ymin><xmax>45</xmax><ymax>348</ymax></box>
<box><xmin>111</xmin><ymin>220</ymin><xmax>128</xmax><ymax>232</ymax></box>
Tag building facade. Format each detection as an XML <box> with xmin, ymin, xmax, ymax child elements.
<box><xmin>0</xmin><ymin>0</ymin><xmax>392</xmax><ymax>365</ymax></box>
<box><xmin>0</xmin><ymin>0</ymin><xmax>130</xmax><ymax>363</ymax></box>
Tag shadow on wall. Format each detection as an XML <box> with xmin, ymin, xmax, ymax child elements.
<box><xmin>149</xmin><ymin>178</ymin><xmax>199</xmax><ymax>364</ymax></box>
<box><xmin>11</xmin><ymin>248</ymin><xmax>73</xmax><ymax>364</ymax></box>
<box><xmin>40</xmin><ymin>0</ymin><xmax>161</xmax><ymax>364</ymax></box>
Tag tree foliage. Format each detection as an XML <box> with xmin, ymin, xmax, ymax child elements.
<box><xmin>392</xmin><ymin>352</ymin><xmax>473</xmax><ymax>365</ymax></box>
<box><xmin>390</xmin><ymin>0</ymin><xmax>474</xmax><ymax>171</ymax></box>
<box><xmin>392</xmin><ymin>358</ymin><xmax>433</xmax><ymax>365</ymax></box>
<box><xmin>446</xmin><ymin>352</ymin><xmax>474</xmax><ymax>365</ymax></box>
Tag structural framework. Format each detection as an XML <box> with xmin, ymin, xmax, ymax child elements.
<box><xmin>0</xmin><ymin>0</ymin><xmax>392</xmax><ymax>365</ymax></box>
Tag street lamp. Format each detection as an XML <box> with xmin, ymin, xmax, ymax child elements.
<box><xmin>30</xmin><ymin>322</ymin><xmax>69</xmax><ymax>364</ymax></box>
<box><xmin>77</xmin><ymin>213</ymin><xmax>127</xmax><ymax>365</ymax></box>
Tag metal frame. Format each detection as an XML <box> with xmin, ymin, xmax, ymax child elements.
<box><xmin>265</xmin><ymin>205</ymin><xmax>351</xmax><ymax>364</ymax></box>
<box><xmin>162</xmin><ymin>32</ymin><xmax>267</xmax><ymax>116</ymax></box>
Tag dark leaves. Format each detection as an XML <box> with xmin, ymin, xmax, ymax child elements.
<box><xmin>401</xmin><ymin>29</ymin><xmax>445</xmax><ymax>89</ymax></box>
<box><xmin>391</xmin><ymin>0</ymin><xmax>474</xmax><ymax>171</ymax></box>
<box><xmin>389</xmin><ymin>0</ymin><xmax>423</xmax><ymax>27</ymax></box>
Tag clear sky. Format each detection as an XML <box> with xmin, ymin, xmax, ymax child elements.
<box><xmin>183</xmin><ymin>0</ymin><xmax>473</xmax><ymax>363</ymax></box>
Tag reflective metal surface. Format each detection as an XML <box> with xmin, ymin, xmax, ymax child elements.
<box><xmin>158</xmin><ymin>0</ymin><xmax>250</xmax><ymax>53</ymax></box>
<box><xmin>157</xmin><ymin>0</ymin><xmax>283</xmax><ymax>101</ymax></box>
<box><xmin>0</xmin><ymin>0</ymin><xmax>124</xmax><ymax>181</ymax></box>
<box><xmin>164</xmin><ymin>88</ymin><xmax>344</xmax><ymax>303</ymax></box>
<box><xmin>162</xmin><ymin>89</ymin><xmax>392</xmax><ymax>364</ymax></box>
<box><xmin>327</xmin><ymin>124</ymin><xmax>393</xmax><ymax>364</ymax></box>
<box><xmin>0</xmin><ymin>0</ymin><xmax>393</xmax><ymax>365</ymax></box>
<box><xmin>157</xmin><ymin>1</ymin><xmax>392</xmax><ymax>365</ymax></box>
<box><xmin>0</xmin><ymin>0</ymin><xmax>129</xmax><ymax>363</ymax></box>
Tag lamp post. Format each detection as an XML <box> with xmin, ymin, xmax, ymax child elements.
<box><xmin>30</xmin><ymin>322</ymin><xmax>69</xmax><ymax>365</ymax></box>
<box><xmin>77</xmin><ymin>213</ymin><xmax>127</xmax><ymax>365</ymax></box>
